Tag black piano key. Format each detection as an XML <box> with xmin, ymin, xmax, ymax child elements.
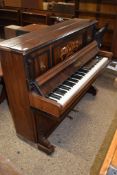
<box><xmin>79</xmin><ymin>68</ymin><xmax>88</xmax><ymax>73</ymax></box>
<box><xmin>59</xmin><ymin>85</ymin><xmax>71</xmax><ymax>91</ymax></box>
<box><xmin>49</xmin><ymin>97</ymin><xmax>57</xmax><ymax>102</ymax></box>
<box><xmin>63</xmin><ymin>81</ymin><xmax>75</xmax><ymax>87</ymax></box>
<box><xmin>68</xmin><ymin>78</ymin><xmax>78</xmax><ymax>83</ymax></box>
<box><xmin>72</xmin><ymin>74</ymin><xmax>82</xmax><ymax>79</ymax></box>
<box><xmin>54</xmin><ymin>89</ymin><xmax>66</xmax><ymax>95</ymax></box>
<box><xmin>96</xmin><ymin>55</ymin><xmax>102</xmax><ymax>61</ymax></box>
<box><xmin>76</xmin><ymin>72</ymin><xmax>84</xmax><ymax>76</ymax></box>
<box><xmin>78</xmin><ymin>70</ymin><xmax>87</xmax><ymax>74</ymax></box>
<box><xmin>76</xmin><ymin>74</ymin><xmax>84</xmax><ymax>78</ymax></box>
<box><xmin>47</xmin><ymin>64</ymin><xmax>93</xmax><ymax>102</ymax></box>
<box><xmin>57</xmin><ymin>88</ymin><xmax>67</xmax><ymax>94</ymax></box>
<box><xmin>71</xmin><ymin>75</ymin><xmax>80</xmax><ymax>80</ymax></box>
<box><xmin>49</xmin><ymin>93</ymin><xmax>61</xmax><ymax>100</ymax></box>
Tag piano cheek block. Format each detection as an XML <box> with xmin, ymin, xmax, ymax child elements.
<box><xmin>0</xmin><ymin>19</ymin><xmax>112</xmax><ymax>154</ymax></box>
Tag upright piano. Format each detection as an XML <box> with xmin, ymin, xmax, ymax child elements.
<box><xmin>0</xmin><ymin>19</ymin><xmax>113</xmax><ymax>154</ymax></box>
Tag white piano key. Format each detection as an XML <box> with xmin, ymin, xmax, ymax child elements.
<box><xmin>57</xmin><ymin>57</ymin><xmax>108</xmax><ymax>106</ymax></box>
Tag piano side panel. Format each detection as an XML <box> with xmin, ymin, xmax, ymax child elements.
<box><xmin>0</xmin><ymin>50</ymin><xmax>37</xmax><ymax>142</ymax></box>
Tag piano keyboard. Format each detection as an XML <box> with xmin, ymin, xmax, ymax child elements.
<box><xmin>47</xmin><ymin>56</ymin><xmax>108</xmax><ymax>106</ymax></box>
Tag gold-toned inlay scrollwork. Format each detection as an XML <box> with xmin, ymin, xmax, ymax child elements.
<box><xmin>40</xmin><ymin>62</ymin><xmax>46</xmax><ymax>72</ymax></box>
<box><xmin>60</xmin><ymin>38</ymin><xmax>82</xmax><ymax>61</ymax></box>
<box><xmin>60</xmin><ymin>46</ymin><xmax>68</xmax><ymax>61</ymax></box>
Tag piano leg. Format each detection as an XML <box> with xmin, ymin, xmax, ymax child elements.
<box><xmin>87</xmin><ymin>85</ymin><xmax>97</xmax><ymax>96</ymax></box>
<box><xmin>38</xmin><ymin>136</ymin><xmax>55</xmax><ymax>155</ymax></box>
<box><xmin>34</xmin><ymin>110</ymin><xmax>58</xmax><ymax>154</ymax></box>
<box><xmin>0</xmin><ymin>80</ymin><xmax>6</xmax><ymax>104</ymax></box>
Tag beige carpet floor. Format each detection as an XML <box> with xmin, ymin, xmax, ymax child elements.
<box><xmin>0</xmin><ymin>70</ymin><xmax>117</xmax><ymax>175</ymax></box>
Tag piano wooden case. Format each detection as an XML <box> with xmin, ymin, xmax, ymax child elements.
<box><xmin>0</xmin><ymin>19</ymin><xmax>113</xmax><ymax>154</ymax></box>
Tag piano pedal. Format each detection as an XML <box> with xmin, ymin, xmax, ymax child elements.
<box><xmin>38</xmin><ymin>136</ymin><xmax>55</xmax><ymax>155</ymax></box>
<box><xmin>72</xmin><ymin>109</ymin><xmax>79</xmax><ymax>113</ymax></box>
<box><xmin>67</xmin><ymin>109</ymin><xmax>79</xmax><ymax>120</ymax></box>
<box><xmin>67</xmin><ymin>115</ymin><xmax>73</xmax><ymax>120</ymax></box>
<box><xmin>87</xmin><ymin>85</ymin><xmax>97</xmax><ymax>96</ymax></box>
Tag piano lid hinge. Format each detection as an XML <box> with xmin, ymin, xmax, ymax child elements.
<box><xmin>29</xmin><ymin>80</ymin><xmax>44</xmax><ymax>96</ymax></box>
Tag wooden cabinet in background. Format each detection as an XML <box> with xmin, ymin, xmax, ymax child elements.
<box><xmin>112</xmin><ymin>17</ymin><xmax>117</xmax><ymax>58</ymax></box>
<box><xmin>1</xmin><ymin>0</ymin><xmax>117</xmax><ymax>58</ymax></box>
<box><xmin>4</xmin><ymin>0</ymin><xmax>43</xmax><ymax>9</ymax></box>
<box><xmin>0</xmin><ymin>8</ymin><xmax>20</xmax><ymax>26</ymax></box>
<box><xmin>21</xmin><ymin>0</ymin><xmax>43</xmax><ymax>10</ymax></box>
<box><xmin>4</xmin><ymin>0</ymin><xmax>21</xmax><ymax>7</ymax></box>
<box><xmin>75</xmin><ymin>0</ymin><xmax>117</xmax><ymax>58</ymax></box>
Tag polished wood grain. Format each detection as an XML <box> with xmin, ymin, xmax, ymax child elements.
<box><xmin>29</xmin><ymin>92</ymin><xmax>62</xmax><ymax>117</ymax></box>
<box><xmin>4</xmin><ymin>24</ymin><xmax>48</xmax><ymax>39</ymax></box>
<box><xmin>0</xmin><ymin>19</ymin><xmax>112</xmax><ymax>154</ymax></box>
<box><xmin>99</xmin><ymin>130</ymin><xmax>117</xmax><ymax>175</ymax></box>
<box><xmin>112</xmin><ymin>147</ymin><xmax>117</xmax><ymax>168</ymax></box>
<box><xmin>1</xmin><ymin>51</ymin><xmax>37</xmax><ymax>142</ymax></box>
<box><xmin>0</xmin><ymin>19</ymin><xmax>96</xmax><ymax>53</ymax></box>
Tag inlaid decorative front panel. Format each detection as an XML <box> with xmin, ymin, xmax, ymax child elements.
<box><xmin>25</xmin><ymin>47</ymin><xmax>51</xmax><ymax>80</ymax></box>
<box><xmin>52</xmin><ymin>32</ymin><xmax>83</xmax><ymax>65</ymax></box>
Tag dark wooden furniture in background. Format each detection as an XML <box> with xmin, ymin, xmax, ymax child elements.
<box><xmin>0</xmin><ymin>0</ymin><xmax>4</xmax><ymax>7</ymax></box>
<box><xmin>0</xmin><ymin>60</ymin><xmax>6</xmax><ymax>104</ymax></box>
<box><xmin>0</xmin><ymin>8</ymin><xmax>21</xmax><ymax>38</ymax></box>
<box><xmin>0</xmin><ymin>8</ymin><xmax>20</xmax><ymax>26</ymax></box>
<box><xmin>21</xmin><ymin>0</ymin><xmax>43</xmax><ymax>10</ymax></box>
<box><xmin>20</xmin><ymin>10</ymin><xmax>52</xmax><ymax>25</ymax></box>
<box><xmin>0</xmin><ymin>7</ymin><xmax>56</xmax><ymax>37</ymax></box>
<box><xmin>0</xmin><ymin>19</ymin><xmax>112</xmax><ymax>154</ymax></box>
<box><xmin>75</xmin><ymin>0</ymin><xmax>117</xmax><ymax>58</ymax></box>
<box><xmin>4</xmin><ymin>23</ymin><xmax>48</xmax><ymax>39</ymax></box>
<box><xmin>112</xmin><ymin>17</ymin><xmax>117</xmax><ymax>58</ymax></box>
<box><xmin>0</xmin><ymin>0</ymin><xmax>117</xmax><ymax>57</ymax></box>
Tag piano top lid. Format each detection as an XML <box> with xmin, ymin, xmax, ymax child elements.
<box><xmin>0</xmin><ymin>18</ymin><xmax>97</xmax><ymax>55</ymax></box>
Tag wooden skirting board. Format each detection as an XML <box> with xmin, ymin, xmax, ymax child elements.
<box><xmin>99</xmin><ymin>130</ymin><xmax>117</xmax><ymax>175</ymax></box>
